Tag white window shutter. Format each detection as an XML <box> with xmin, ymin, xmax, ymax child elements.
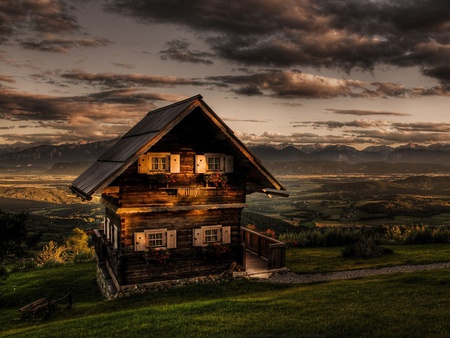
<box><xmin>105</xmin><ymin>218</ymin><xmax>110</xmax><ymax>240</ymax></box>
<box><xmin>113</xmin><ymin>225</ymin><xmax>119</xmax><ymax>249</ymax></box>
<box><xmin>224</xmin><ymin>155</ymin><xmax>234</xmax><ymax>173</ymax></box>
<box><xmin>192</xmin><ymin>228</ymin><xmax>203</xmax><ymax>247</ymax></box>
<box><xmin>138</xmin><ymin>155</ymin><xmax>149</xmax><ymax>174</ymax></box>
<box><xmin>195</xmin><ymin>155</ymin><xmax>206</xmax><ymax>173</ymax></box>
<box><xmin>222</xmin><ymin>226</ymin><xmax>231</xmax><ymax>244</ymax></box>
<box><xmin>170</xmin><ymin>154</ymin><xmax>180</xmax><ymax>173</ymax></box>
<box><xmin>166</xmin><ymin>230</ymin><xmax>177</xmax><ymax>249</ymax></box>
<box><xmin>134</xmin><ymin>232</ymin><xmax>146</xmax><ymax>251</ymax></box>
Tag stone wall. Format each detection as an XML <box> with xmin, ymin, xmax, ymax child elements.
<box><xmin>96</xmin><ymin>262</ymin><xmax>245</xmax><ymax>299</ymax></box>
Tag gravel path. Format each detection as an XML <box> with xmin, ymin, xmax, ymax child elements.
<box><xmin>263</xmin><ymin>262</ymin><xmax>450</xmax><ymax>284</ymax></box>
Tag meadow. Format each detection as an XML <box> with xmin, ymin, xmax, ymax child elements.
<box><xmin>1</xmin><ymin>245</ymin><xmax>450</xmax><ymax>337</ymax></box>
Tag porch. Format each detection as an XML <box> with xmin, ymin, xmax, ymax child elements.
<box><xmin>241</xmin><ymin>227</ymin><xmax>287</xmax><ymax>277</ymax></box>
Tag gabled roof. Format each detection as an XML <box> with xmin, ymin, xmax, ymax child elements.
<box><xmin>70</xmin><ymin>94</ymin><xmax>286</xmax><ymax>200</ymax></box>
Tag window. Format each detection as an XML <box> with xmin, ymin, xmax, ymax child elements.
<box><xmin>148</xmin><ymin>231</ymin><xmax>164</xmax><ymax>248</ymax></box>
<box><xmin>192</xmin><ymin>225</ymin><xmax>231</xmax><ymax>247</ymax></box>
<box><xmin>204</xmin><ymin>228</ymin><xmax>220</xmax><ymax>243</ymax></box>
<box><xmin>195</xmin><ymin>154</ymin><xmax>233</xmax><ymax>173</ymax></box>
<box><xmin>151</xmin><ymin>156</ymin><xmax>167</xmax><ymax>171</ymax></box>
<box><xmin>138</xmin><ymin>153</ymin><xmax>180</xmax><ymax>174</ymax></box>
<box><xmin>134</xmin><ymin>229</ymin><xmax>177</xmax><ymax>251</ymax></box>
<box><xmin>207</xmin><ymin>156</ymin><xmax>222</xmax><ymax>171</ymax></box>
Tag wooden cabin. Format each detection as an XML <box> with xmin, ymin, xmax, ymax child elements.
<box><xmin>70</xmin><ymin>95</ymin><xmax>287</xmax><ymax>297</ymax></box>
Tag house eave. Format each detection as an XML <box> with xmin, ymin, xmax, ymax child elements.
<box><xmin>104</xmin><ymin>203</ymin><xmax>248</xmax><ymax>214</ymax></box>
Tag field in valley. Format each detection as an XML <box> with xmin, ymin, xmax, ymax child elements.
<box><xmin>246</xmin><ymin>172</ymin><xmax>450</xmax><ymax>230</ymax></box>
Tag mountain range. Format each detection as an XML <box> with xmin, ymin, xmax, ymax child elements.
<box><xmin>2</xmin><ymin>140</ymin><xmax>450</xmax><ymax>171</ymax></box>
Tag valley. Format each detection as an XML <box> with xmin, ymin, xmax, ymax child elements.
<box><xmin>247</xmin><ymin>171</ymin><xmax>450</xmax><ymax>230</ymax></box>
<box><xmin>2</xmin><ymin>163</ymin><xmax>450</xmax><ymax>244</ymax></box>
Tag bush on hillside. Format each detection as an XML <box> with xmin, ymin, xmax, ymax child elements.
<box><xmin>342</xmin><ymin>229</ymin><xmax>393</xmax><ymax>258</ymax></box>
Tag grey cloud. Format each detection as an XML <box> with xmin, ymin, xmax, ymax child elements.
<box><xmin>327</xmin><ymin>109</ymin><xmax>410</xmax><ymax>117</ymax></box>
<box><xmin>61</xmin><ymin>70</ymin><xmax>206</xmax><ymax>88</ymax></box>
<box><xmin>0</xmin><ymin>0</ymin><xmax>79</xmax><ymax>44</ymax></box>
<box><xmin>0</xmin><ymin>87</ymin><xmax>185</xmax><ymax>143</ymax></box>
<box><xmin>104</xmin><ymin>0</ymin><xmax>450</xmax><ymax>81</ymax></box>
<box><xmin>160</xmin><ymin>39</ymin><xmax>214</xmax><ymax>65</ymax></box>
<box><xmin>20</xmin><ymin>37</ymin><xmax>112</xmax><ymax>53</ymax></box>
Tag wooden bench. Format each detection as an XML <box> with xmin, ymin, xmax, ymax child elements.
<box><xmin>19</xmin><ymin>293</ymin><xmax>72</xmax><ymax>320</ymax></box>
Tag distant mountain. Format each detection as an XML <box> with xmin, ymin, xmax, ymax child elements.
<box><xmin>250</xmin><ymin>145</ymin><xmax>308</xmax><ymax>162</ymax></box>
<box><xmin>248</xmin><ymin>143</ymin><xmax>450</xmax><ymax>165</ymax></box>
<box><xmin>362</xmin><ymin>145</ymin><xmax>394</xmax><ymax>157</ymax></box>
<box><xmin>387</xmin><ymin>147</ymin><xmax>450</xmax><ymax>164</ymax></box>
<box><xmin>2</xmin><ymin>139</ymin><xmax>450</xmax><ymax>172</ymax></box>
<box><xmin>0</xmin><ymin>139</ymin><xmax>118</xmax><ymax>169</ymax></box>
<box><xmin>0</xmin><ymin>142</ymin><xmax>35</xmax><ymax>156</ymax></box>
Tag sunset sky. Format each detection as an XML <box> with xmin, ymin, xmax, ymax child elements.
<box><xmin>0</xmin><ymin>0</ymin><xmax>449</xmax><ymax>149</ymax></box>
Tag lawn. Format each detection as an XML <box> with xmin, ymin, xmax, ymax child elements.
<box><xmin>1</xmin><ymin>245</ymin><xmax>450</xmax><ymax>337</ymax></box>
<box><xmin>286</xmin><ymin>243</ymin><xmax>450</xmax><ymax>274</ymax></box>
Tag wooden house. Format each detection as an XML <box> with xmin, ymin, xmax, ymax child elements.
<box><xmin>70</xmin><ymin>95</ymin><xmax>287</xmax><ymax>297</ymax></box>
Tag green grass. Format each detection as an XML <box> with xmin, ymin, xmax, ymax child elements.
<box><xmin>1</xmin><ymin>246</ymin><xmax>450</xmax><ymax>337</ymax></box>
<box><xmin>286</xmin><ymin>243</ymin><xmax>450</xmax><ymax>274</ymax></box>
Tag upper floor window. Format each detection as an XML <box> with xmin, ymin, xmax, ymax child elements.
<box><xmin>151</xmin><ymin>156</ymin><xmax>167</xmax><ymax>171</ymax></box>
<box><xmin>207</xmin><ymin>155</ymin><xmax>222</xmax><ymax>171</ymax></box>
<box><xmin>138</xmin><ymin>153</ymin><xmax>180</xmax><ymax>174</ymax></box>
<box><xmin>195</xmin><ymin>154</ymin><xmax>233</xmax><ymax>173</ymax></box>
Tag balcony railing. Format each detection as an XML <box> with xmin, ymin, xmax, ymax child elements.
<box><xmin>240</xmin><ymin>227</ymin><xmax>286</xmax><ymax>270</ymax></box>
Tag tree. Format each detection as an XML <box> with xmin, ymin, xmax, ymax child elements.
<box><xmin>64</xmin><ymin>228</ymin><xmax>90</xmax><ymax>256</ymax></box>
<box><xmin>0</xmin><ymin>210</ymin><xmax>28</xmax><ymax>260</ymax></box>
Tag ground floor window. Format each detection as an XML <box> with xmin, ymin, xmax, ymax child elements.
<box><xmin>193</xmin><ymin>225</ymin><xmax>231</xmax><ymax>247</ymax></box>
<box><xmin>134</xmin><ymin>229</ymin><xmax>177</xmax><ymax>251</ymax></box>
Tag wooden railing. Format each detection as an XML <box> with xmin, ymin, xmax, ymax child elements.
<box><xmin>240</xmin><ymin>227</ymin><xmax>286</xmax><ymax>270</ymax></box>
<box><xmin>92</xmin><ymin>229</ymin><xmax>123</xmax><ymax>282</ymax></box>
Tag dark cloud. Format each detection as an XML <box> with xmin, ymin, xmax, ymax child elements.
<box><xmin>60</xmin><ymin>70</ymin><xmax>206</xmax><ymax>88</ymax></box>
<box><xmin>0</xmin><ymin>87</ymin><xmax>186</xmax><ymax>143</ymax></box>
<box><xmin>207</xmin><ymin>70</ymin><xmax>448</xmax><ymax>99</ymax></box>
<box><xmin>208</xmin><ymin>71</ymin><xmax>361</xmax><ymax>98</ymax></box>
<box><xmin>20</xmin><ymin>37</ymin><xmax>112</xmax><ymax>53</ymax></box>
<box><xmin>160</xmin><ymin>39</ymin><xmax>214</xmax><ymax>65</ymax></box>
<box><xmin>327</xmin><ymin>109</ymin><xmax>410</xmax><ymax>117</ymax></box>
<box><xmin>104</xmin><ymin>0</ymin><xmax>450</xmax><ymax>81</ymax></box>
<box><xmin>20</xmin><ymin>38</ymin><xmax>112</xmax><ymax>53</ymax></box>
<box><xmin>0</xmin><ymin>0</ymin><xmax>80</xmax><ymax>44</ymax></box>
<box><xmin>111</xmin><ymin>62</ymin><xmax>136</xmax><ymax>69</ymax></box>
<box><xmin>423</xmin><ymin>65</ymin><xmax>450</xmax><ymax>82</ymax></box>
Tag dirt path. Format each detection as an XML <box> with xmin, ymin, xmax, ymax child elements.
<box><xmin>263</xmin><ymin>262</ymin><xmax>450</xmax><ymax>284</ymax></box>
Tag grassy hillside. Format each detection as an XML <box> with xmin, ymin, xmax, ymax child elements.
<box><xmin>1</xmin><ymin>246</ymin><xmax>450</xmax><ymax>337</ymax></box>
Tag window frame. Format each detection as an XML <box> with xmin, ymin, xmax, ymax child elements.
<box><xmin>145</xmin><ymin>229</ymin><xmax>167</xmax><ymax>249</ymax></box>
<box><xmin>138</xmin><ymin>153</ymin><xmax>180</xmax><ymax>174</ymax></box>
<box><xmin>134</xmin><ymin>229</ymin><xmax>177</xmax><ymax>252</ymax></box>
<box><xmin>205</xmin><ymin>153</ymin><xmax>224</xmax><ymax>172</ymax></box>
<box><xmin>193</xmin><ymin>225</ymin><xmax>231</xmax><ymax>247</ymax></box>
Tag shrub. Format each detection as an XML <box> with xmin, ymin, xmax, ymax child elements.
<box><xmin>279</xmin><ymin>227</ymin><xmax>361</xmax><ymax>248</ymax></box>
<box><xmin>342</xmin><ymin>230</ymin><xmax>392</xmax><ymax>259</ymax></box>
<box><xmin>35</xmin><ymin>241</ymin><xmax>67</xmax><ymax>266</ymax></box>
<box><xmin>64</xmin><ymin>228</ymin><xmax>94</xmax><ymax>262</ymax></box>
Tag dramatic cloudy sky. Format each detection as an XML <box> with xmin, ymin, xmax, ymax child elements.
<box><xmin>0</xmin><ymin>0</ymin><xmax>449</xmax><ymax>149</ymax></box>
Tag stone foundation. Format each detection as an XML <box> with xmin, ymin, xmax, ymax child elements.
<box><xmin>96</xmin><ymin>263</ymin><xmax>245</xmax><ymax>299</ymax></box>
